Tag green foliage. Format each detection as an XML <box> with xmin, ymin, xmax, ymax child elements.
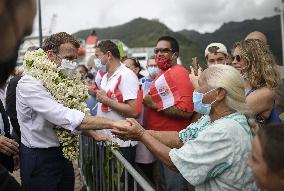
<box><xmin>179</xmin><ymin>15</ymin><xmax>282</xmax><ymax>64</ymax></box>
<box><xmin>73</xmin><ymin>18</ymin><xmax>204</xmax><ymax>71</ymax></box>
<box><xmin>82</xmin><ymin>141</ymin><xmax>125</xmax><ymax>191</ymax></box>
<box><xmin>104</xmin><ymin>143</ymin><xmax>124</xmax><ymax>191</ymax></box>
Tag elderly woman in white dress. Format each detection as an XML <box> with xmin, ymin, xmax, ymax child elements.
<box><xmin>112</xmin><ymin>64</ymin><xmax>257</xmax><ymax>191</ymax></box>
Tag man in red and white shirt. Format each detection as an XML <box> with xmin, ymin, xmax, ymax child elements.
<box><xmin>95</xmin><ymin>40</ymin><xmax>139</xmax><ymax>164</ymax></box>
<box><xmin>144</xmin><ymin>36</ymin><xmax>194</xmax><ymax>191</ymax></box>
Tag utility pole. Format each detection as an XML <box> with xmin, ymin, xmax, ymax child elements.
<box><xmin>38</xmin><ymin>0</ymin><xmax>43</xmax><ymax>47</ymax></box>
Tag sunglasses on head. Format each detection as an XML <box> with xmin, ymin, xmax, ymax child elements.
<box><xmin>208</xmin><ymin>46</ymin><xmax>220</xmax><ymax>53</ymax></box>
<box><xmin>232</xmin><ymin>55</ymin><xmax>241</xmax><ymax>62</ymax></box>
<box><xmin>154</xmin><ymin>48</ymin><xmax>172</xmax><ymax>54</ymax></box>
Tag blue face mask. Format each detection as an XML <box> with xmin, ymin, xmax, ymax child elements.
<box><xmin>147</xmin><ymin>66</ymin><xmax>160</xmax><ymax>78</ymax></box>
<box><xmin>94</xmin><ymin>57</ymin><xmax>106</xmax><ymax>73</ymax></box>
<box><xmin>193</xmin><ymin>88</ymin><xmax>217</xmax><ymax>115</ymax></box>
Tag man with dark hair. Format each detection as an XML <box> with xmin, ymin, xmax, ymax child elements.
<box><xmin>205</xmin><ymin>43</ymin><xmax>228</xmax><ymax>66</ymax></box>
<box><xmin>17</xmin><ymin>34</ymin><xmax>122</xmax><ymax>191</ymax></box>
<box><xmin>95</xmin><ymin>40</ymin><xmax>139</xmax><ymax>167</ymax></box>
<box><xmin>143</xmin><ymin>36</ymin><xmax>194</xmax><ymax>190</ymax></box>
<box><xmin>0</xmin><ymin>0</ymin><xmax>36</xmax><ymax>190</ymax></box>
<box><xmin>42</xmin><ymin>32</ymin><xmax>80</xmax><ymax>64</ymax></box>
<box><xmin>95</xmin><ymin>40</ymin><xmax>121</xmax><ymax>59</ymax></box>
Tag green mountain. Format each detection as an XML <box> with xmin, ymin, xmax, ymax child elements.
<box><xmin>179</xmin><ymin>15</ymin><xmax>282</xmax><ymax>64</ymax></box>
<box><xmin>73</xmin><ymin>18</ymin><xmax>204</xmax><ymax>70</ymax></box>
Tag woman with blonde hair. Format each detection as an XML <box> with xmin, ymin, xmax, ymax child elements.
<box><xmin>232</xmin><ymin>39</ymin><xmax>281</xmax><ymax>124</ymax></box>
<box><xmin>111</xmin><ymin>64</ymin><xmax>257</xmax><ymax>191</ymax></box>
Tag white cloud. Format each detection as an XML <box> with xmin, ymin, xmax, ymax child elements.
<box><xmin>32</xmin><ymin>0</ymin><xmax>279</xmax><ymax>36</ymax></box>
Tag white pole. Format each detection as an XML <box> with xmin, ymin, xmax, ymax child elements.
<box><xmin>280</xmin><ymin>0</ymin><xmax>284</xmax><ymax>65</ymax></box>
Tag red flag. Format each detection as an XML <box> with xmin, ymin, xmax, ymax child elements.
<box><xmin>149</xmin><ymin>71</ymin><xmax>180</xmax><ymax>111</ymax></box>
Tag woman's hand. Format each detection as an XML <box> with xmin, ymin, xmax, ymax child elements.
<box><xmin>189</xmin><ymin>66</ymin><xmax>202</xmax><ymax>89</ymax></box>
<box><xmin>111</xmin><ymin>119</ymin><xmax>145</xmax><ymax>141</ymax></box>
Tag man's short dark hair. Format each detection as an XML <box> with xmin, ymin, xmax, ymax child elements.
<box><xmin>157</xmin><ymin>36</ymin><xmax>179</xmax><ymax>54</ymax></box>
<box><xmin>95</xmin><ymin>40</ymin><xmax>120</xmax><ymax>59</ymax></box>
<box><xmin>42</xmin><ymin>32</ymin><xmax>80</xmax><ymax>53</ymax></box>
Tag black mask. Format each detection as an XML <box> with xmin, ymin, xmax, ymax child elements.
<box><xmin>0</xmin><ymin>41</ymin><xmax>21</xmax><ymax>87</ymax></box>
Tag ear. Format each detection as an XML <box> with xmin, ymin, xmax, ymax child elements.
<box><xmin>172</xmin><ymin>52</ymin><xmax>179</xmax><ymax>59</ymax></box>
<box><xmin>106</xmin><ymin>51</ymin><xmax>112</xmax><ymax>59</ymax></box>
<box><xmin>215</xmin><ymin>88</ymin><xmax>226</xmax><ymax>101</ymax></box>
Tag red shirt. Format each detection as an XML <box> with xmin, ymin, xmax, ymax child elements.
<box><xmin>145</xmin><ymin>65</ymin><xmax>194</xmax><ymax>131</ymax></box>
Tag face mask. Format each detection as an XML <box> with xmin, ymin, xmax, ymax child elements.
<box><xmin>155</xmin><ymin>55</ymin><xmax>172</xmax><ymax>70</ymax></box>
<box><xmin>193</xmin><ymin>88</ymin><xmax>217</xmax><ymax>115</ymax></box>
<box><xmin>0</xmin><ymin>41</ymin><xmax>21</xmax><ymax>86</ymax></box>
<box><xmin>94</xmin><ymin>57</ymin><xmax>107</xmax><ymax>73</ymax></box>
<box><xmin>59</xmin><ymin>59</ymin><xmax>78</xmax><ymax>77</ymax></box>
<box><xmin>147</xmin><ymin>66</ymin><xmax>160</xmax><ymax>78</ymax></box>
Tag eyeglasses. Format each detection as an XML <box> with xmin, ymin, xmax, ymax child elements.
<box><xmin>232</xmin><ymin>55</ymin><xmax>241</xmax><ymax>62</ymax></box>
<box><xmin>154</xmin><ymin>48</ymin><xmax>172</xmax><ymax>54</ymax></box>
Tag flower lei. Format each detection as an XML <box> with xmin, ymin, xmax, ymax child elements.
<box><xmin>23</xmin><ymin>49</ymin><xmax>89</xmax><ymax>161</ymax></box>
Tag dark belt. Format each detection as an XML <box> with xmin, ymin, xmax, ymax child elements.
<box><xmin>20</xmin><ymin>143</ymin><xmax>62</xmax><ymax>155</ymax></box>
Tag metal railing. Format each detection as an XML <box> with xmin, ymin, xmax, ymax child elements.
<box><xmin>79</xmin><ymin>135</ymin><xmax>155</xmax><ymax>191</ymax></box>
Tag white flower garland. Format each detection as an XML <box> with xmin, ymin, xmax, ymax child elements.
<box><xmin>23</xmin><ymin>49</ymin><xmax>89</xmax><ymax>161</ymax></box>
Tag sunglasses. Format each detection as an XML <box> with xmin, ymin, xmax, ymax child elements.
<box><xmin>232</xmin><ymin>55</ymin><xmax>241</xmax><ymax>62</ymax></box>
<box><xmin>154</xmin><ymin>48</ymin><xmax>172</xmax><ymax>54</ymax></box>
<box><xmin>208</xmin><ymin>46</ymin><xmax>220</xmax><ymax>53</ymax></box>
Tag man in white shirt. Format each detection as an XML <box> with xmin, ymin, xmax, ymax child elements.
<box><xmin>95</xmin><ymin>40</ymin><xmax>139</xmax><ymax>169</ymax></box>
<box><xmin>17</xmin><ymin>33</ymin><xmax>123</xmax><ymax>191</ymax></box>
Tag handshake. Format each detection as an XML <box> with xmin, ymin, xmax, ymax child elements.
<box><xmin>110</xmin><ymin>118</ymin><xmax>146</xmax><ymax>141</ymax></box>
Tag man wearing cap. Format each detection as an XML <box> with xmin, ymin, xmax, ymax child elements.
<box><xmin>205</xmin><ymin>43</ymin><xmax>228</xmax><ymax>66</ymax></box>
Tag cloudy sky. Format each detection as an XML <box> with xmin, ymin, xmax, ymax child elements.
<box><xmin>33</xmin><ymin>0</ymin><xmax>280</xmax><ymax>36</ymax></box>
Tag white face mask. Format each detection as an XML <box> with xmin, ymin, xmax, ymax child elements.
<box><xmin>147</xmin><ymin>66</ymin><xmax>160</xmax><ymax>78</ymax></box>
<box><xmin>193</xmin><ymin>88</ymin><xmax>217</xmax><ymax>115</ymax></box>
<box><xmin>94</xmin><ymin>55</ymin><xmax>107</xmax><ymax>72</ymax></box>
<box><xmin>59</xmin><ymin>59</ymin><xmax>78</xmax><ymax>77</ymax></box>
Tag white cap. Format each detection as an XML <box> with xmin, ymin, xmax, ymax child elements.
<box><xmin>205</xmin><ymin>43</ymin><xmax>228</xmax><ymax>57</ymax></box>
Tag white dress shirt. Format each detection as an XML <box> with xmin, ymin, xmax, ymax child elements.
<box><xmin>97</xmin><ymin>64</ymin><xmax>139</xmax><ymax>147</ymax></box>
<box><xmin>16</xmin><ymin>74</ymin><xmax>85</xmax><ymax>148</ymax></box>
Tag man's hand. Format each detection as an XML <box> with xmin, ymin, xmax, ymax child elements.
<box><xmin>96</xmin><ymin>89</ymin><xmax>110</xmax><ymax>104</ymax></box>
<box><xmin>88</xmin><ymin>130</ymin><xmax>111</xmax><ymax>142</ymax></box>
<box><xmin>0</xmin><ymin>136</ymin><xmax>19</xmax><ymax>156</ymax></box>
<box><xmin>143</xmin><ymin>95</ymin><xmax>157</xmax><ymax>110</ymax></box>
<box><xmin>111</xmin><ymin>119</ymin><xmax>145</xmax><ymax>141</ymax></box>
<box><xmin>13</xmin><ymin>154</ymin><xmax>20</xmax><ymax>170</ymax></box>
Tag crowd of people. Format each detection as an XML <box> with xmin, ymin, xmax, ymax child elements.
<box><xmin>1</xmin><ymin>0</ymin><xmax>284</xmax><ymax>191</ymax></box>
